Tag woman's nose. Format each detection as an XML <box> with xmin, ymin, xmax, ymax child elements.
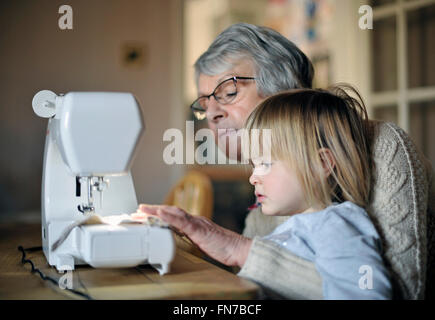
<box><xmin>206</xmin><ymin>97</ymin><xmax>226</xmax><ymax>122</ymax></box>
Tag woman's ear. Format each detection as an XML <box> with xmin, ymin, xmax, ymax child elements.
<box><xmin>318</xmin><ymin>148</ymin><xmax>336</xmax><ymax>178</ymax></box>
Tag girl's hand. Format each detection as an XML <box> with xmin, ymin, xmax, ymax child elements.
<box><xmin>138</xmin><ymin>204</ymin><xmax>252</xmax><ymax>268</ymax></box>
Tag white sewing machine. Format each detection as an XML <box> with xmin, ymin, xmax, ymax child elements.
<box><xmin>32</xmin><ymin>90</ymin><xmax>175</xmax><ymax>275</ymax></box>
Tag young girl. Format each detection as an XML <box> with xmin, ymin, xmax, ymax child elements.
<box><xmin>139</xmin><ymin>85</ymin><xmax>392</xmax><ymax>300</ymax></box>
<box><xmin>242</xmin><ymin>85</ymin><xmax>392</xmax><ymax>299</ymax></box>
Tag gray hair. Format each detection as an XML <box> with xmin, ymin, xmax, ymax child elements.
<box><xmin>194</xmin><ymin>23</ymin><xmax>314</xmax><ymax>96</ymax></box>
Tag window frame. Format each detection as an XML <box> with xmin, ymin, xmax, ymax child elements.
<box><xmin>369</xmin><ymin>0</ymin><xmax>435</xmax><ymax>132</ymax></box>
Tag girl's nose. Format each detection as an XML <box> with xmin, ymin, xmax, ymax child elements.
<box><xmin>249</xmin><ymin>172</ymin><xmax>259</xmax><ymax>185</ymax></box>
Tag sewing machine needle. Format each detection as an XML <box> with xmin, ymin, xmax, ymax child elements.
<box><xmin>100</xmin><ymin>188</ymin><xmax>103</xmax><ymax>209</ymax></box>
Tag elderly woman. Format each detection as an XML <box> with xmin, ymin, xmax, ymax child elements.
<box><xmin>140</xmin><ymin>23</ymin><xmax>434</xmax><ymax>300</ymax></box>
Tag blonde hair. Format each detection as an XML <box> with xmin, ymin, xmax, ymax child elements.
<box><xmin>244</xmin><ymin>84</ymin><xmax>373</xmax><ymax>209</ymax></box>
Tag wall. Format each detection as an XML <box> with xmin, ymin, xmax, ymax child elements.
<box><xmin>0</xmin><ymin>0</ymin><xmax>184</xmax><ymax>216</ymax></box>
<box><xmin>329</xmin><ymin>0</ymin><xmax>371</xmax><ymax>111</ymax></box>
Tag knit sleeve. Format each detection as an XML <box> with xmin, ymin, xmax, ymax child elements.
<box><xmin>238</xmin><ymin>237</ymin><xmax>323</xmax><ymax>299</ymax></box>
<box><xmin>242</xmin><ymin>207</ymin><xmax>290</xmax><ymax>238</ymax></box>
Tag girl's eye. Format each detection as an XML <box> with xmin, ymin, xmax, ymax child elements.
<box><xmin>250</xmin><ymin>159</ymin><xmax>273</xmax><ymax>173</ymax></box>
<box><xmin>260</xmin><ymin>162</ymin><xmax>272</xmax><ymax>168</ymax></box>
<box><xmin>250</xmin><ymin>161</ymin><xmax>273</xmax><ymax>169</ymax></box>
<box><xmin>252</xmin><ymin>162</ymin><xmax>273</xmax><ymax>176</ymax></box>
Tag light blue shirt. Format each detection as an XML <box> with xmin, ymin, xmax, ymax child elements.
<box><xmin>262</xmin><ymin>201</ymin><xmax>392</xmax><ymax>299</ymax></box>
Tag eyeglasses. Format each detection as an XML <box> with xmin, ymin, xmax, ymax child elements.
<box><xmin>190</xmin><ymin>76</ymin><xmax>256</xmax><ymax>120</ymax></box>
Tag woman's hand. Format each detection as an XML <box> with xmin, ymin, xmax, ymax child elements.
<box><xmin>138</xmin><ymin>204</ymin><xmax>252</xmax><ymax>268</ymax></box>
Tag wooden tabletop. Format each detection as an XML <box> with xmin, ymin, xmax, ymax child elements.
<box><xmin>0</xmin><ymin>222</ymin><xmax>259</xmax><ymax>300</ymax></box>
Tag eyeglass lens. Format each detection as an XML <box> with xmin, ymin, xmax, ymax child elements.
<box><xmin>196</xmin><ymin>78</ymin><xmax>237</xmax><ymax>110</ymax></box>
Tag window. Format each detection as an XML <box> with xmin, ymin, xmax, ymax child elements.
<box><xmin>370</xmin><ymin>0</ymin><xmax>435</xmax><ymax>168</ymax></box>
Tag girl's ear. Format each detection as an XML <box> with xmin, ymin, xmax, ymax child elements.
<box><xmin>318</xmin><ymin>148</ymin><xmax>336</xmax><ymax>178</ymax></box>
